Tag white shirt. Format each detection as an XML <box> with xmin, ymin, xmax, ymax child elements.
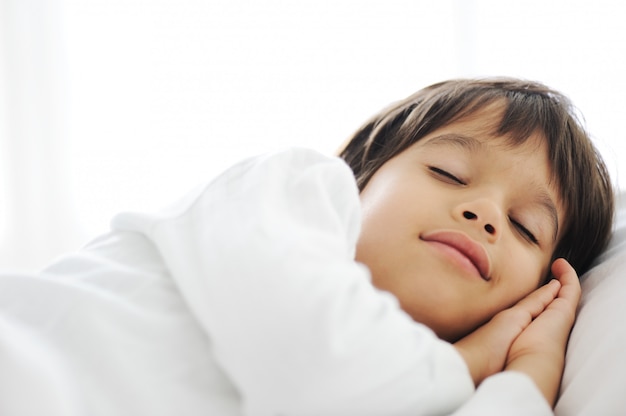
<box><xmin>0</xmin><ymin>148</ymin><xmax>553</xmax><ymax>415</ymax></box>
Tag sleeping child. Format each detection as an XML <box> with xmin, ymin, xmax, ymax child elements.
<box><xmin>0</xmin><ymin>77</ymin><xmax>614</xmax><ymax>415</ymax></box>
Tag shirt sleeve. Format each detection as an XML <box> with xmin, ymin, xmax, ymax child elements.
<box><xmin>452</xmin><ymin>372</ymin><xmax>553</xmax><ymax>415</ymax></box>
<box><xmin>111</xmin><ymin>147</ymin><xmax>548</xmax><ymax>416</ymax></box>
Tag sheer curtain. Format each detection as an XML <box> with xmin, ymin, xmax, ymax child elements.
<box><xmin>1</xmin><ymin>0</ymin><xmax>85</xmax><ymax>271</ymax></box>
<box><xmin>2</xmin><ymin>0</ymin><xmax>625</xmax><ymax>272</ymax></box>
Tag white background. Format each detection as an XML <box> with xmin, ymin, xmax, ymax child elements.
<box><xmin>1</xmin><ymin>0</ymin><xmax>625</xmax><ymax>271</ymax></box>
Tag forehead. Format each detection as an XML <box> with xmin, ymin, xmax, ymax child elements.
<box><xmin>420</xmin><ymin>100</ymin><xmax>553</xmax><ymax>161</ymax></box>
<box><xmin>443</xmin><ymin>100</ymin><xmax>517</xmax><ymax>139</ymax></box>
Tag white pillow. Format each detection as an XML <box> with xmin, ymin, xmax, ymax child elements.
<box><xmin>555</xmin><ymin>191</ymin><xmax>626</xmax><ymax>415</ymax></box>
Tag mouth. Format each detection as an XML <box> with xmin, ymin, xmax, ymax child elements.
<box><xmin>420</xmin><ymin>231</ymin><xmax>491</xmax><ymax>281</ymax></box>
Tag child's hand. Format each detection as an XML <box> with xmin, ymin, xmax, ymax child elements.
<box><xmin>505</xmin><ymin>258</ymin><xmax>581</xmax><ymax>406</ymax></box>
<box><xmin>453</xmin><ymin>268</ymin><xmax>564</xmax><ymax>386</ymax></box>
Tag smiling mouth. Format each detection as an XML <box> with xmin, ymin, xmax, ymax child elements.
<box><xmin>420</xmin><ymin>231</ymin><xmax>491</xmax><ymax>281</ymax></box>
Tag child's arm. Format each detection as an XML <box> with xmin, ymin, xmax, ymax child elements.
<box><xmin>454</xmin><ymin>258</ymin><xmax>580</xmax><ymax>406</ymax></box>
<box><xmin>113</xmin><ymin>148</ymin><xmax>475</xmax><ymax>415</ymax></box>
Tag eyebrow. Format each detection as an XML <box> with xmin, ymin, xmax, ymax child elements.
<box><xmin>421</xmin><ymin>133</ymin><xmax>486</xmax><ymax>153</ymax></box>
<box><xmin>422</xmin><ymin>133</ymin><xmax>560</xmax><ymax>242</ymax></box>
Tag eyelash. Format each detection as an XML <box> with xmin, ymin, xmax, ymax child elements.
<box><xmin>510</xmin><ymin>219</ymin><xmax>539</xmax><ymax>244</ymax></box>
<box><xmin>429</xmin><ymin>166</ymin><xmax>539</xmax><ymax>245</ymax></box>
<box><xmin>429</xmin><ymin>166</ymin><xmax>465</xmax><ymax>185</ymax></box>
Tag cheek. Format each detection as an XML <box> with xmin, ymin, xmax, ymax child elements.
<box><xmin>355</xmin><ymin>202</ymin><xmax>414</xmax><ymax>282</ymax></box>
<box><xmin>359</xmin><ymin>184</ymin><xmax>423</xmax><ymax>245</ymax></box>
<box><xmin>500</xmin><ymin>251</ymin><xmax>549</xmax><ymax>305</ymax></box>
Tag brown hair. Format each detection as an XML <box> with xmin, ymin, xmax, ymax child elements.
<box><xmin>338</xmin><ymin>78</ymin><xmax>614</xmax><ymax>275</ymax></box>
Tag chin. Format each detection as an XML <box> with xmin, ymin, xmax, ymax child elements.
<box><xmin>430</xmin><ymin>320</ymin><xmax>482</xmax><ymax>343</ymax></box>
<box><xmin>435</xmin><ymin>328</ymin><xmax>464</xmax><ymax>343</ymax></box>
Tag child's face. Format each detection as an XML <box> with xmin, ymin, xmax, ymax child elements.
<box><xmin>355</xmin><ymin>103</ymin><xmax>565</xmax><ymax>342</ymax></box>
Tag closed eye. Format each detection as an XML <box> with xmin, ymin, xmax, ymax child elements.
<box><xmin>429</xmin><ymin>167</ymin><xmax>465</xmax><ymax>185</ymax></box>
<box><xmin>511</xmin><ymin>218</ymin><xmax>539</xmax><ymax>245</ymax></box>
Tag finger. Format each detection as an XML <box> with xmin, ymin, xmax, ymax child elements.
<box><xmin>550</xmin><ymin>258</ymin><xmax>581</xmax><ymax>306</ymax></box>
<box><xmin>510</xmin><ymin>278</ymin><xmax>561</xmax><ymax>320</ymax></box>
<box><xmin>551</xmin><ymin>258</ymin><xmax>577</xmax><ymax>283</ymax></box>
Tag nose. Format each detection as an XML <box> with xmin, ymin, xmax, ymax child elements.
<box><xmin>455</xmin><ymin>198</ymin><xmax>503</xmax><ymax>241</ymax></box>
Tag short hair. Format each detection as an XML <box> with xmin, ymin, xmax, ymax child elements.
<box><xmin>338</xmin><ymin>78</ymin><xmax>614</xmax><ymax>275</ymax></box>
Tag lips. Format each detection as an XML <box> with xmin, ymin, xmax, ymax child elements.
<box><xmin>421</xmin><ymin>231</ymin><xmax>492</xmax><ymax>280</ymax></box>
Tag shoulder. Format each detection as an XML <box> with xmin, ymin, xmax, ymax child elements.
<box><xmin>174</xmin><ymin>147</ymin><xmax>358</xmax><ymax>214</ymax></box>
<box><xmin>224</xmin><ymin>147</ymin><xmax>355</xmax><ymax>184</ymax></box>
<box><xmin>113</xmin><ymin>147</ymin><xmax>361</xmax><ymax>239</ymax></box>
